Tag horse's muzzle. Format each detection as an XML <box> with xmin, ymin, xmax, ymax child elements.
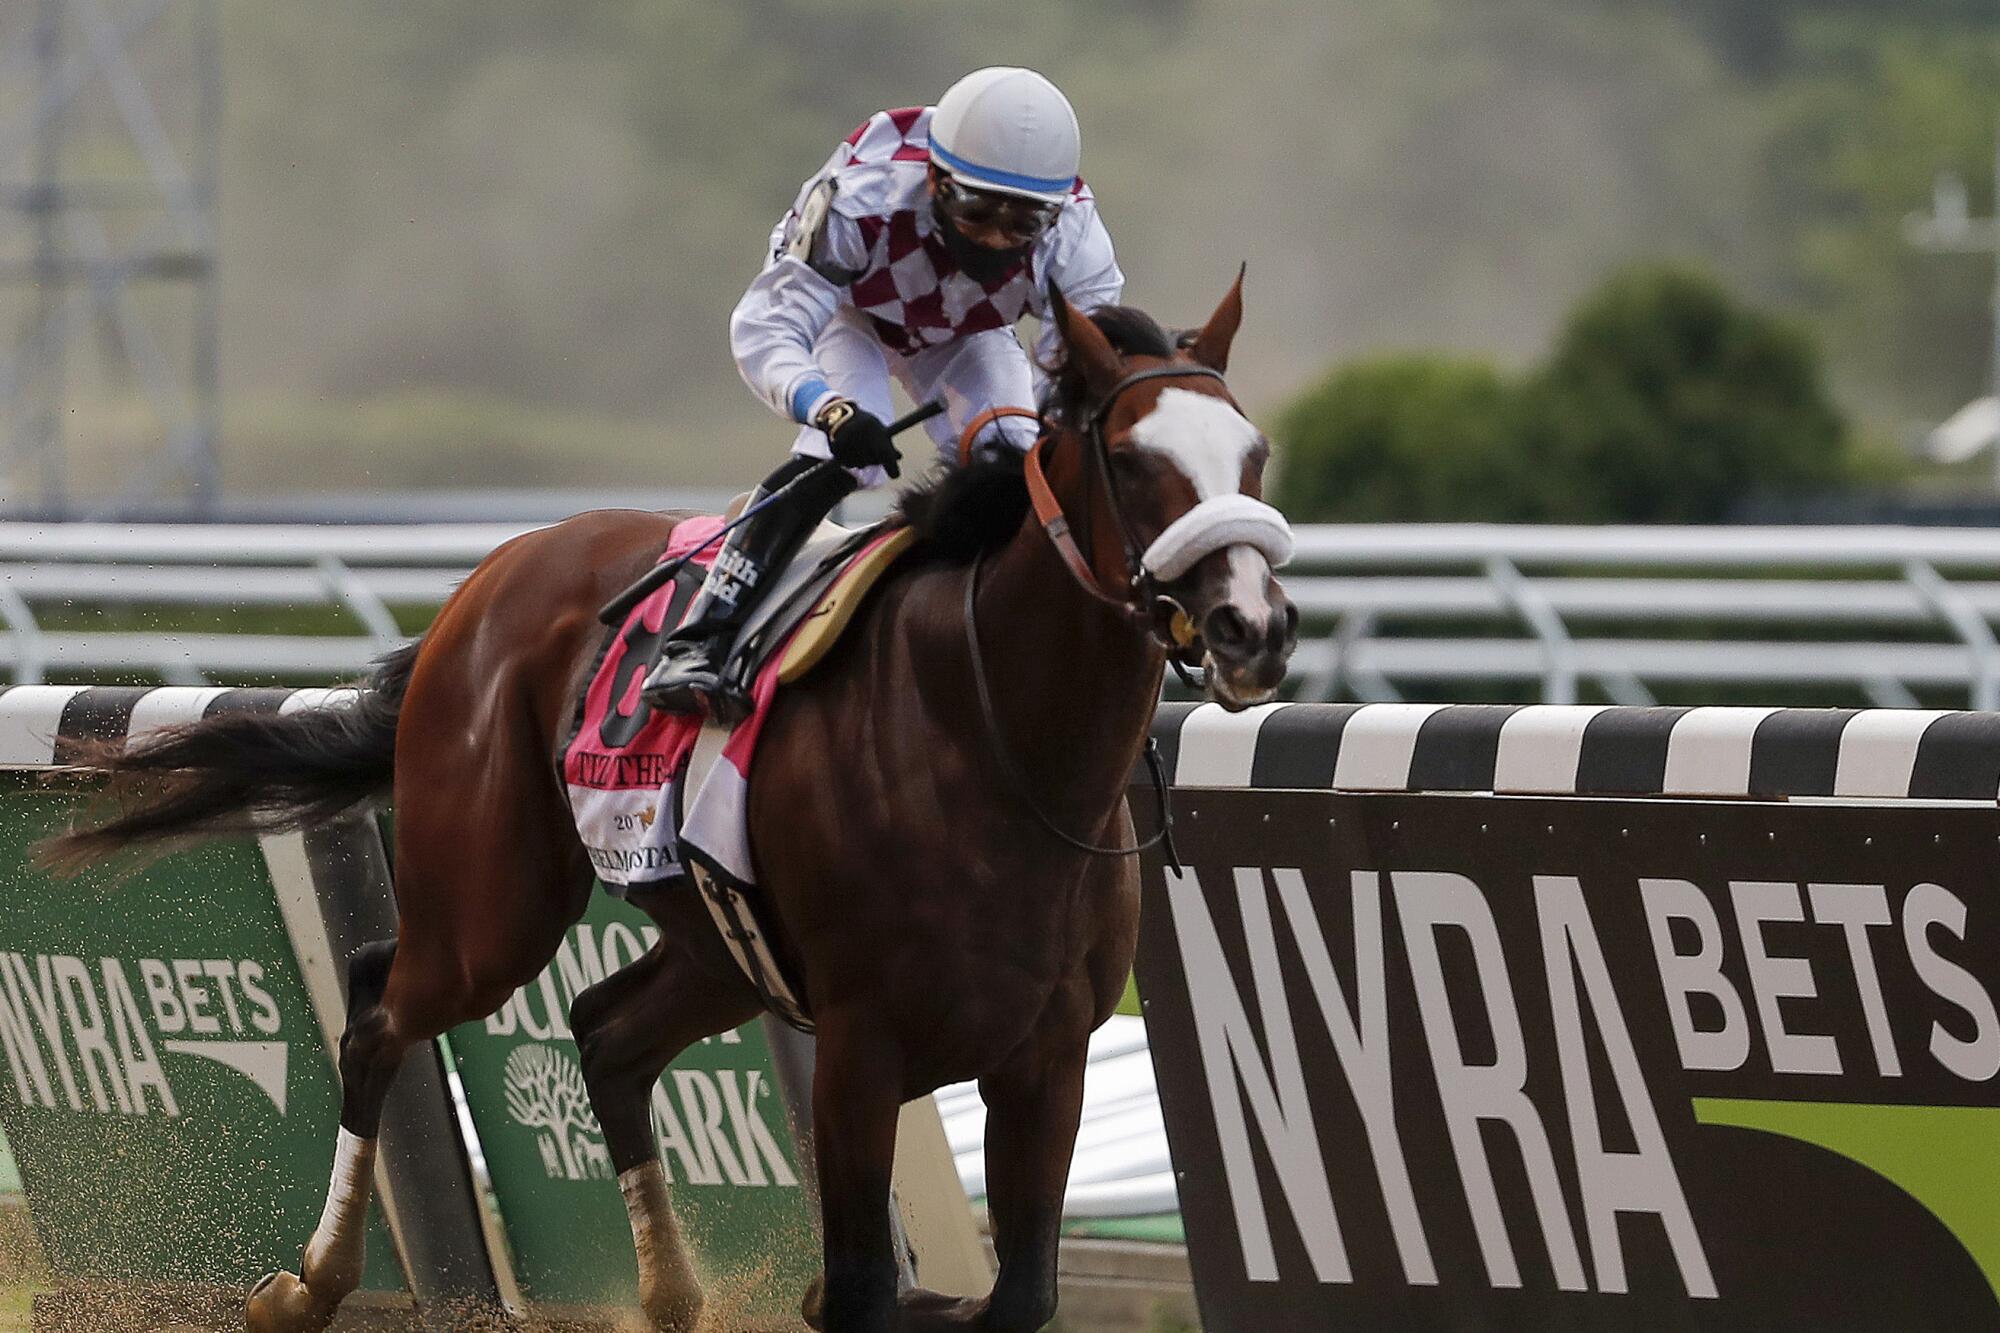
<box><xmin>1196</xmin><ymin>551</ymin><xmax>1298</xmax><ymax>712</ymax></box>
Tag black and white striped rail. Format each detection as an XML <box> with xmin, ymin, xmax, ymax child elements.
<box><xmin>0</xmin><ymin>684</ymin><xmax>359</xmax><ymax>768</ymax></box>
<box><xmin>10</xmin><ymin>689</ymin><xmax>2000</xmax><ymax>803</ymax></box>
<box><xmin>1153</xmin><ymin>701</ymin><xmax>2000</xmax><ymax>801</ymax></box>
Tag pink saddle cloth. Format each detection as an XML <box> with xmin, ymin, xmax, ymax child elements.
<box><xmin>559</xmin><ymin>516</ymin><xmax>785</xmax><ymax>891</ymax></box>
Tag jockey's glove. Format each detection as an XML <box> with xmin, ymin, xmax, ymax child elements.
<box><xmin>814</xmin><ymin>398</ymin><xmax>901</xmax><ymax>479</ymax></box>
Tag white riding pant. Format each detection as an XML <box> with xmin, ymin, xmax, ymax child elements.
<box><xmin>789</xmin><ymin>308</ymin><xmax>1042</xmax><ymax>488</ymax></box>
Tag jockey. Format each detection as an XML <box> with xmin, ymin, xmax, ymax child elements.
<box><xmin>643</xmin><ymin>66</ymin><xmax>1124</xmax><ymax>715</ymax></box>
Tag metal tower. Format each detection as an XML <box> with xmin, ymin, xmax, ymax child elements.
<box><xmin>0</xmin><ymin>0</ymin><xmax>220</xmax><ymax>518</ymax></box>
<box><xmin>1906</xmin><ymin>117</ymin><xmax>2000</xmax><ymax>488</ymax></box>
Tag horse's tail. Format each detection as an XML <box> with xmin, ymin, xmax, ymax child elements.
<box><xmin>38</xmin><ymin>638</ymin><xmax>422</xmax><ymax>872</ymax></box>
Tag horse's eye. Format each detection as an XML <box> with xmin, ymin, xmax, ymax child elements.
<box><xmin>1109</xmin><ymin>449</ymin><xmax>1147</xmax><ymax>482</ymax></box>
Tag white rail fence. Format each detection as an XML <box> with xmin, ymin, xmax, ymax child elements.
<box><xmin>6</xmin><ymin>520</ymin><xmax>2000</xmax><ymax>706</ymax></box>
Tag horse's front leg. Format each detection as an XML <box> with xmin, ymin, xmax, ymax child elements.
<box><xmin>805</xmin><ymin>1011</ymin><xmax>907</xmax><ymax>1333</ymax></box>
<box><xmin>971</xmin><ymin>1028</ymin><xmax>1090</xmax><ymax>1332</ymax></box>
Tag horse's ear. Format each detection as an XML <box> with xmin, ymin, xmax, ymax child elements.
<box><xmin>1048</xmin><ymin>280</ymin><xmax>1123</xmax><ymax>394</ymax></box>
<box><xmin>1188</xmin><ymin>264</ymin><xmax>1246</xmax><ymax>373</ymax></box>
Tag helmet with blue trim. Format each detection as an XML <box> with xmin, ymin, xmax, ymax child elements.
<box><xmin>929</xmin><ymin>67</ymin><xmax>1080</xmax><ymax>206</ymax></box>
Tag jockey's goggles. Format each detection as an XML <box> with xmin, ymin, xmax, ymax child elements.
<box><xmin>934</xmin><ymin>173</ymin><xmax>1062</xmax><ymax>243</ymax></box>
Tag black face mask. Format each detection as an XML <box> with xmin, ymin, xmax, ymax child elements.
<box><xmin>933</xmin><ymin>202</ymin><xmax>1031</xmax><ymax>284</ymax></box>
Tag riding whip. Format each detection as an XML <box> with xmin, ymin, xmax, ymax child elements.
<box><xmin>596</xmin><ymin>399</ymin><xmax>945</xmax><ymax>625</ymax></box>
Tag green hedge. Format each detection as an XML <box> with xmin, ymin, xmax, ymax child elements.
<box><xmin>1274</xmin><ymin>263</ymin><xmax>1868</xmax><ymax>524</ymax></box>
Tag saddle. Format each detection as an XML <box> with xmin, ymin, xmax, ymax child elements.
<box><xmin>716</xmin><ymin>518</ymin><xmax>918</xmax><ymax>699</ymax></box>
<box><xmin>562</xmin><ymin>513</ymin><xmax>916</xmax><ymax>1028</ymax></box>
<box><xmin>562</xmin><ymin>515</ymin><xmax>915</xmax><ymax>874</ymax></box>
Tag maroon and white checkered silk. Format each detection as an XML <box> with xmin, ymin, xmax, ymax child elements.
<box><xmin>829</xmin><ymin>107</ymin><xmax>1092</xmax><ymax>357</ymax></box>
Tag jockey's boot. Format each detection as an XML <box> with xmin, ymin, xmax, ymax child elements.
<box><xmin>641</xmin><ymin>455</ymin><xmax>857</xmax><ymax>719</ymax></box>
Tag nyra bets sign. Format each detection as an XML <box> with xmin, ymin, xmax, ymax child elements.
<box><xmin>0</xmin><ymin>793</ymin><xmax>401</xmax><ymax>1290</ymax></box>
<box><xmin>1136</xmin><ymin>790</ymin><xmax>2000</xmax><ymax>1330</ymax></box>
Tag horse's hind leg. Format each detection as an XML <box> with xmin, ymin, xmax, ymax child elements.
<box><xmin>245</xmin><ymin>938</ymin><xmax>407</xmax><ymax>1333</ymax></box>
<box><xmin>572</xmin><ymin>926</ymin><xmax>761</xmax><ymax>1332</ymax></box>
<box><xmin>248</xmin><ymin>842</ymin><xmax>589</xmax><ymax>1332</ymax></box>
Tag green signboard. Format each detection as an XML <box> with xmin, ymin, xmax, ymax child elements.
<box><xmin>0</xmin><ymin>785</ymin><xmax>402</xmax><ymax>1292</ymax></box>
<box><xmin>449</xmin><ymin>892</ymin><xmax>818</xmax><ymax>1322</ymax></box>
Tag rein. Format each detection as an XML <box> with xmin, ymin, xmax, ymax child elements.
<box><xmin>952</xmin><ymin>358</ymin><xmax>1287</xmax><ymax>865</ymax></box>
<box><xmin>964</xmin><ymin>548</ymin><xmax>1180</xmax><ymax>867</ymax></box>
<box><xmin>1022</xmin><ymin>363</ymin><xmax>1234</xmax><ymax>644</ymax></box>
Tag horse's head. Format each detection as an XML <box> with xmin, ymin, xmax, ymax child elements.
<box><xmin>1045</xmin><ymin>275</ymin><xmax>1297</xmax><ymax>710</ymax></box>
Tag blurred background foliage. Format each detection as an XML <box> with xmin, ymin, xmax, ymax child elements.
<box><xmin>9</xmin><ymin>0</ymin><xmax>1999</xmax><ymax>507</ymax></box>
<box><xmin>1274</xmin><ymin>264</ymin><xmax>1866</xmax><ymax>523</ymax></box>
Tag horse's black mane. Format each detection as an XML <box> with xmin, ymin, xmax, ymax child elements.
<box><xmin>1040</xmin><ymin>305</ymin><xmax>1178</xmax><ymax>430</ymax></box>
<box><xmin>894</xmin><ymin>305</ymin><xmax>1178</xmax><ymax>564</ymax></box>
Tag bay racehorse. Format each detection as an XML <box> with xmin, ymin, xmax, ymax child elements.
<box><xmin>45</xmin><ymin>280</ymin><xmax>1296</xmax><ymax>1333</ymax></box>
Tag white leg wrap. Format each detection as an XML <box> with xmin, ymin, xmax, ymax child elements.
<box><xmin>303</xmin><ymin>1128</ymin><xmax>376</xmax><ymax>1283</ymax></box>
<box><xmin>621</xmin><ymin>1159</ymin><xmax>675</xmax><ymax>1277</ymax></box>
<box><xmin>319</xmin><ymin>1128</ymin><xmax>376</xmax><ymax>1235</ymax></box>
<box><xmin>622</xmin><ymin>1158</ymin><xmax>706</xmax><ymax>1328</ymax></box>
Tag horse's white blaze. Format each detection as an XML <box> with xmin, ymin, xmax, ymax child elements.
<box><xmin>1129</xmin><ymin>387</ymin><xmax>1260</xmax><ymax>499</ymax></box>
<box><xmin>1223</xmin><ymin>544</ymin><xmax>1274</xmax><ymax>612</ymax></box>
<box><xmin>1129</xmin><ymin>387</ymin><xmax>1293</xmax><ymax>580</ymax></box>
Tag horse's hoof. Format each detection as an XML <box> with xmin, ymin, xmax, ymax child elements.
<box><xmin>243</xmin><ymin>1271</ymin><xmax>332</xmax><ymax>1333</ymax></box>
<box><xmin>800</xmin><ymin>1273</ymin><xmax>826</xmax><ymax>1331</ymax></box>
<box><xmin>638</xmin><ymin>1283</ymin><xmax>704</xmax><ymax>1333</ymax></box>
<box><xmin>895</xmin><ymin>1286</ymin><xmax>991</xmax><ymax>1331</ymax></box>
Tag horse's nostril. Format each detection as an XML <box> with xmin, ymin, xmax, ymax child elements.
<box><xmin>1276</xmin><ymin>602</ymin><xmax>1300</xmax><ymax>651</ymax></box>
<box><xmin>1204</xmin><ymin>605</ymin><xmax>1250</xmax><ymax>652</ymax></box>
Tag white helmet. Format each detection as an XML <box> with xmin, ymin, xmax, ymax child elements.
<box><xmin>929</xmin><ymin>67</ymin><xmax>1080</xmax><ymax>205</ymax></box>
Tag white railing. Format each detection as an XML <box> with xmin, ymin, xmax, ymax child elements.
<box><xmin>7</xmin><ymin>519</ymin><xmax>2000</xmax><ymax>706</ymax></box>
<box><xmin>1281</xmin><ymin>523</ymin><xmax>2000</xmax><ymax>709</ymax></box>
<box><xmin>0</xmin><ymin>521</ymin><xmax>525</xmax><ymax>684</ymax></box>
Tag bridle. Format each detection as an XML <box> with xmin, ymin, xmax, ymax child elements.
<box><xmin>959</xmin><ymin>360</ymin><xmax>1290</xmax><ymax>865</ymax></box>
<box><xmin>1023</xmin><ymin>363</ymin><xmax>1234</xmax><ymax>658</ymax></box>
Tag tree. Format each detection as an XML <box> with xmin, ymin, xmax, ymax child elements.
<box><xmin>1271</xmin><ymin>263</ymin><xmax>1858</xmax><ymax>524</ymax></box>
<box><xmin>1525</xmin><ymin>263</ymin><xmax>1851</xmax><ymax>523</ymax></box>
<box><xmin>1271</xmin><ymin>356</ymin><xmax>1544</xmax><ymax>522</ymax></box>
<box><xmin>504</xmin><ymin>1043</ymin><xmax>600</xmax><ymax>1180</ymax></box>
